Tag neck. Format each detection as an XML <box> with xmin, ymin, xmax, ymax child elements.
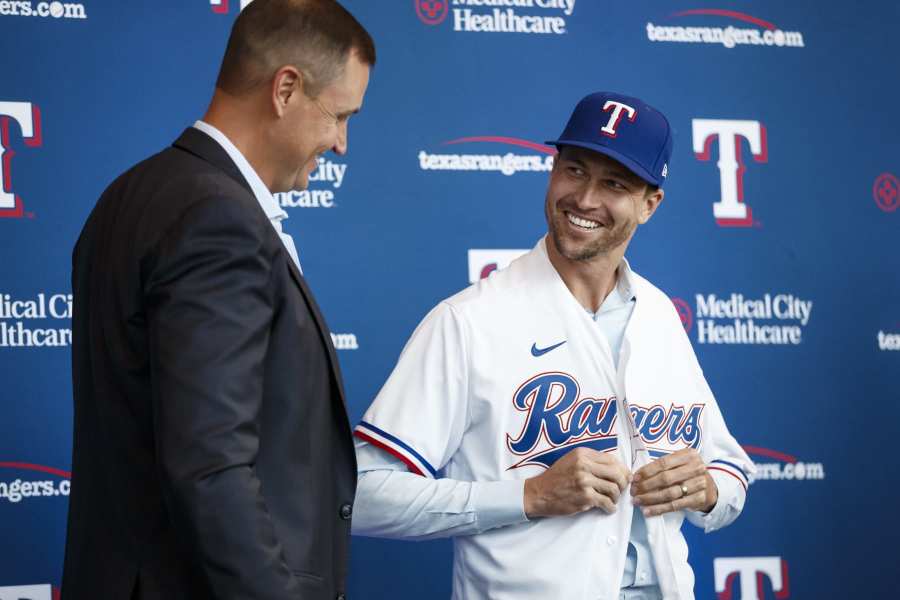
<box><xmin>202</xmin><ymin>90</ymin><xmax>276</xmax><ymax>190</ymax></box>
<box><xmin>545</xmin><ymin>235</ymin><xmax>625</xmax><ymax>313</ymax></box>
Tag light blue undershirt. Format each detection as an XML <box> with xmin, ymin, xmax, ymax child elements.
<box><xmin>587</xmin><ymin>264</ymin><xmax>657</xmax><ymax>589</ymax></box>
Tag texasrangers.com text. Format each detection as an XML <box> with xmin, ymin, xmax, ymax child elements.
<box><xmin>751</xmin><ymin>461</ymin><xmax>825</xmax><ymax>482</ymax></box>
<box><xmin>418</xmin><ymin>151</ymin><xmax>553</xmax><ymax>176</ymax></box>
<box><xmin>646</xmin><ymin>23</ymin><xmax>804</xmax><ymax>49</ymax></box>
<box><xmin>0</xmin><ymin>478</ymin><xmax>70</xmax><ymax>503</ymax></box>
<box><xmin>0</xmin><ymin>1</ymin><xmax>87</xmax><ymax>19</ymax></box>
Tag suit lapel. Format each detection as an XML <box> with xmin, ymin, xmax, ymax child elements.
<box><xmin>172</xmin><ymin>127</ymin><xmax>348</xmax><ymax>412</ymax></box>
<box><xmin>172</xmin><ymin>127</ymin><xmax>253</xmax><ymax>195</ymax></box>
<box><xmin>284</xmin><ymin>259</ymin><xmax>348</xmax><ymax>408</ymax></box>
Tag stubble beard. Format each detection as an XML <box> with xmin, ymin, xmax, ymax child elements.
<box><xmin>547</xmin><ymin>204</ymin><xmax>635</xmax><ymax>262</ymax></box>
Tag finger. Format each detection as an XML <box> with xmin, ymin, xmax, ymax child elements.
<box><xmin>633</xmin><ymin>474</ymin><xmax>707</xmax><ymax>506</ymax></box>
<box><xmin>591</xmin><ymin>476</ymin><xmax>623</xmax><ymax>504</ymax></box>
<box><xmin>640</xmin><ymin>491</ymin><xmax>706</xmax><ymax>517</ymax></box>
<box><xmin>585</xmin><ymin>454</ymin><xmax>632</xmax><ymax>490</ymax></box>
<box><xmin>575</xmin><ymin>468</ymin><xmax>625</xmax><ymax>504</ymax></box>
<box><xmin>632</xmin><ymin>449</ymin><xmax>698</xmax><ymax>482</ymax></box>
<box><xmin>632</xmin><ymin>462</ymin><xmax>705</xmax><ymax>495</ymax></box>
<box><xmin>586</xmin><ymin>488</ymin><xmax>617</xmax><ymax>514</ymax></box>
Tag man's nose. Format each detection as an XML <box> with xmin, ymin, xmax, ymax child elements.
<box><xmin>332</xmin><ymin>121</ymin><xmax>348</xmax><ymax>155</ymax></box>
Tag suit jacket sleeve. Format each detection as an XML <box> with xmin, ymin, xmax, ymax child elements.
<box><xmin>143</xmin><ymin>194</ymin><xmax>300</xmax><ymax>599</ymax></box>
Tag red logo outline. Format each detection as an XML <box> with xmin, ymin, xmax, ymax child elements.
<box><xmin>873</xmin><ymin>172</ymin><xmax>899</xmax><ymax>213</ymax></box>
<box><xmin>415</xmin><ymin>0</ymin><xmax>448</xmax><ymax>25</ymax></box>
<box><xmin>671</xmin><ymin>297</ymin><xmax>693</xmax><ymax>333</ymax></box>
<box><xmin>0</xmin><ymin>104</ymin><xmax>42</xmax><ymax>219</ymax></box>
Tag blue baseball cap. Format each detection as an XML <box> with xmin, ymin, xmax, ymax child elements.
<box><xmin>546</xmin><ymin>91</ymin><xmax>673</xmax><ymax>187</ymax></box>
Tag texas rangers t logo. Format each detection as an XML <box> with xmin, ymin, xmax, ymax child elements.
<box><xmin>714</xmin><ymin>556</ymin><xmax>790</xmax><ymax>599</ymax></box>
<box><xmin>601</xmin><ymin>101</ymin><xmax>637</xmax><ymax>138</ymax></box>
<box><xmin>0</xmin><ymin>101</ymin><xmax>42</xmax><ymax>218</ymax></box>
<box><xmin>692</xmin><ymin>119</ymin><xmax>768</xmax><ymax>227</ymax></box>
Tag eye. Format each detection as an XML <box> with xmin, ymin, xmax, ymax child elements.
<box><xmin>566</xmin><ymin>165</ymin><xmax>587</xmax><ymax>178</ymax></box>
<box><xmin>606</xmin><ymin>179</ymin><xmax>628</xmax><ymax>191</ymax></box>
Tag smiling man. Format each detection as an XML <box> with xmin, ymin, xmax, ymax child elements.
<box><xmin>352</xmin><ymin>92</ymin><xmax>753</xmax><ymax>600</ymax></box>
<box><xmin>63</xmin><ymin>2</ymin><xmax>374</xmax><ymax>599</ymax></box>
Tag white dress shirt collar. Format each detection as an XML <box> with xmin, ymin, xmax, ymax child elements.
<box><xmin>192</xmin><ymin>120</ymin><xmax>302</xmax><ymax>271</ymax></box>
<box><xmin>192</xmin><ymin>120</ymin><xmax>287</xmax><ymax>223</ymax></box>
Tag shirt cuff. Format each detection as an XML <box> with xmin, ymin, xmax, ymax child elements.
<box><xmin>686</xmin><ymin>469</ymin><xmax>746</xmax><ymax>533</ymax></box>
<box><xmin>472</xmin><ymin>479</ymin><xmax>528</xmax><ymax>532</ymax></box>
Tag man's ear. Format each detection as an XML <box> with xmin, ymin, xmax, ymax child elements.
<box><xmin>638</xmin><ymin>187</ymin><xmax>664</xmax><ymax>224</ymax></box>
<box><xmin>271</xmin><ymin>66</ymin><xmax>302</xmax><ymax>117</ymax></box>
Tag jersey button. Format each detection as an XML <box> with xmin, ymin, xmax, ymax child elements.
<box><xmin>339</xmin><ymin>503</ymin><xmax>353</xmax><ymax>520</ymax></box>
<box><xmin>606</xmin><ymin>536</ymin><xmax>617</xmax><ymax>546</ymax></box>
<box><xmin>336</xmin><ymin>594</ymin><xmax>346</xmax><ymax>600</ymax></box>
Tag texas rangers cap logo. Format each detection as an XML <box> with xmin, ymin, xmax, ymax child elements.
<box><xmin>546</xmin><ymin>91</ymin><xmax>673</xmax><ymax>187</ymax></box>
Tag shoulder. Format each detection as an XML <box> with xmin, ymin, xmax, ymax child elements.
<box><xmin>628</xmin><ymin>267</ymin><xmax>688</xmax><ymax>336</ymax></box>
<box><xmin>109</xmin><ymin>145</ymin><xmax>268</xmax><ymax>245</ymax></box>
<box><xmin>444</xmin><ymin>250</ymin><xmax>540</xmax><ymax>314</ymax></box>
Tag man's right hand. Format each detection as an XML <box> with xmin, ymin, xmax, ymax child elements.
<box><xmin>524</xmin><ymin>448</ymin><xmax>631</xmax><ymax>518</ymax></box>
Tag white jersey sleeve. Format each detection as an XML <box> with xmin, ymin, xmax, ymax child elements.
<box><xmin>355</xmin><ymin>301</ymin><xmax>470</xmax><ymax>478</ymax></box>
<box><xmin>351</xmin><ymin>440</ymin><xmax>526</xmax><ymax>540</ymax></box>
<box><xmin>684</xmin><ymin>339</ymin><xmax>755</xmax><ymax>532</ymax></box>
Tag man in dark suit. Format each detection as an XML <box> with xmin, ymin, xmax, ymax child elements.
<box><xmin>62</xmin><ymin>1</ymin><xmax>374</xmax><ymax>598</ymax></box>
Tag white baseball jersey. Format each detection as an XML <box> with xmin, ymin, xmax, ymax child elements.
<box><xmin>355</xmin><ymin>237</ymin><xmax>753</xmax><ymax>600</ymax></box>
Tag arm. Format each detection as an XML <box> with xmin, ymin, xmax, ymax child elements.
<box><xmin>631</xmin><ymin>344</ymin><xmax>753</xmax><ymax>530</ymax></box>
<box><xmin>352</xmin><ymin>440</ymin><xmax>526</xmax><ymax>540</ymax></box>
<box><xmin>353</xmin><ymin>441</ymin><xmax>633</xmax><ymax>539</ymax></box>
<box><xmin>145</xmin><ymin>196</ymin><xmax>299</xmax><ymax>599</ymax></box>
<box><xmin>685</xmin><ymin>390</ymin><xmax>754</xmax><ymax>532</ymax></box>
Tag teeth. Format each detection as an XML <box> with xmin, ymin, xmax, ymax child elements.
<box><xmin>567</xmin><ymin>212</ymin><xmax>599</xmax><ymax>229</ymax></box>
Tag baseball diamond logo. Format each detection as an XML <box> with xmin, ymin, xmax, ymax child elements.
<box><xmin>0</xmin><ymin>101</ymin><xmax>42</xmax><ymax>218</ymax></box>
<box><xmin>415</xmin><ymin>0</ymin><xmax>448</xmax><ymax>25</ymax></box>
<box><xmin>714</xmin><ymin>556</ymin><xmax>790</xmax><ymax>599</ymax></box>
<box><xmin>873</xmin><ymin>172</ymin><xmax>899</xmax><ymax>213</ymax></box>
<box><xmin>0</xmin><ymin>584</ymin><xmax>60</xmax><ymax>600</ymax></box>
<box><xmin>692</xmin><ymin>119</ymin><xmax>767</xmax><ymax>227</ymax></box>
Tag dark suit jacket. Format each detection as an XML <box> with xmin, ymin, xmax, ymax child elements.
<box><xmin>62</xmin><ymin>128</ymin><xmax>356</xmax><ymax>600</ymax></box>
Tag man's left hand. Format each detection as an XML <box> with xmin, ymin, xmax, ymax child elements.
<box><xmin>630</xmin><ymin>448</ymin><xmax>717</xmax><ymax>517</ymax></box>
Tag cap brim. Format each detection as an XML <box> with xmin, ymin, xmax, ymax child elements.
<box><xmin>545</xmin><ymin>139</ymin><xmax>662</xmax><ymax>186</ymax></box>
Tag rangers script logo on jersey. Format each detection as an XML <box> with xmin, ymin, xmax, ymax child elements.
<box><xmin>505</xmin><ymin>371</ymin><xmax>704</xmax><ymax>470</ymax></box>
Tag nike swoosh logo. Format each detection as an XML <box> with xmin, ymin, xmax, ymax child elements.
<box><xmin>531</xmin><ymin>340</ymin><xmax>567</xmax><ymax>357</ymax></box>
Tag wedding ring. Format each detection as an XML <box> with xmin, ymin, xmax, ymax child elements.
<box><xmin>680</xmin><ymin>483</ymin><xmax>689</xmax><ymax>497</ymax></box>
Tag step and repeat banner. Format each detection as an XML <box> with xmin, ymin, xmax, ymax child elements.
<box><xmin>1</xmin><ymin>1</ymin><xmax>898</xmax><ymax>598</ymax></box>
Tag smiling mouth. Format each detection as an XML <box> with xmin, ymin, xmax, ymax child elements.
<box><xmin>565</xmin><ymin>211</ymin><xmax>601</xmax><ymax>230</ymax></box>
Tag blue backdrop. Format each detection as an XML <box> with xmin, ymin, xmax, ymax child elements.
<box><xmin>1</xmin><ymin>1</ymin><xmax>898</xmax><ymax>598</ymax></box>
